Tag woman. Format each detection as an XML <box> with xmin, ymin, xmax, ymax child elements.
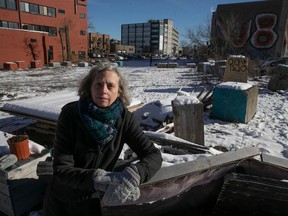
<box><xmin>42</xmin><ymin>62</ymin><xmax>162</xmax><ymax>216</ymax></box>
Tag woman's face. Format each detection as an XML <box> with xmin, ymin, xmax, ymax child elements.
<box><xmin>91</xmin><ymin>70</ymin><xmax>120</xmax><ymax>107</ymax></box>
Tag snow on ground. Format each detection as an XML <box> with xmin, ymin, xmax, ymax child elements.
<box><xmin>0</xmin><ymin>60</ymin><xmax>287</xmax><ymax>164</ymax></box>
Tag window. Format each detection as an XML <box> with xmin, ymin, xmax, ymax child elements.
<box><xmin>0</xmin><ymin>20</ymin><xmax>19</xmax><ymax>29</ymax></box>
<box><xmin>20</xmin><ymin>2</ymin><xmax>29</xmax><ymax>12</ymax></box>
<box><xmin>47</xmin><ymin>7</ymin><xmax>56</xmax><ymax>17</ymax></box>
<box><xmin>49</xmin><ymin>27</ymin><xmax>57</xmax><ymax>36</ymax></box>
<box><xmin>0</xmin><ymin>20</ymin><xmax>8</xmax><ymax>28</ymax></box>
<box><xmin>9</xmin><ymin>21</ymin><xmax>18</xmax><ymax>29</ymax></box>
<box><xmin>0</xmin><ymin>0</ymin><xmax>16</xmax><ymax>9</ymax></box>
<box><xmin>6</xmin><ymin>0</ymin><xmax>15</xmax><ymax>9</ymax></box>
<box><xmin>20</xmin><ymin>2</ymin><xmax>55</xmax><ymax>17</ymax></box>
<box><xmin>80</xmin><ymin>30</ymin><xmax>86</xmax><ymax>35</ymax></box>
<box><xmin>39</xmin><ymin>6</ymin><xmax>48</xmax><ymax>16</ymax></box>
<box><xmin>58</xmin><ymin>9</ymin><xmax>65</xmax><ymax>14</ymax></box>
<box><xmin>22</xmin><ymin>23</ymin><xmax>57</xmax><ymax>36</ymax></box>
<box><xmin>0</xmin><ymin>0</ymin><xmax>5</xmax><ymax>8</ymax></box>
<box><xmin>79</xmin><ymin>13</ymin><xmax>85</xmax><ymax>19</ymax></box>
<box><xmin>29</xmin><ymin>3</ymin><xmax>39</xmax><ymax>14</ymax></box>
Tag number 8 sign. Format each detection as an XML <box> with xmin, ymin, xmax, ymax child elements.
<box><xmin>251</xmin><ymin>13</ymin><xmax>278</xmax><ymax>49</ymax></box>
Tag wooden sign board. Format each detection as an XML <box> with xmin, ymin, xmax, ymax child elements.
<box><xmin>223</xmin><ymin>55</ymin><xmax>248</xmax><ymax>82</ymax></box>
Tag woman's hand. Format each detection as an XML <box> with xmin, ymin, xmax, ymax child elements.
<box><xmin>93</xmin><ymin>165</ymin><xmax>141</xmax><ymax>206</ymax></box>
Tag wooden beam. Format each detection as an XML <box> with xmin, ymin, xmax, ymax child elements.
<box><xmin>261</xmin><ymin>153</ymin><xmax>288</xmax><ymax>169</ymax></box>
<box><xmin>145</xmin><ymin>146</ymin><xmax>260</xmax><ymax>184</ymax></box>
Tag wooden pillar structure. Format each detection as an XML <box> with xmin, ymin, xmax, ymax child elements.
<box><xmin>172</xmin><ymin>96</ymin><xmax>204</xmax><ymax>146</ymax></box>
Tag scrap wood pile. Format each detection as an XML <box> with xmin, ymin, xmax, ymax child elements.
<box><xmin>133</xmin><ymin>85</ymin><xmax>215</xmax><ymax>132</ymax></box>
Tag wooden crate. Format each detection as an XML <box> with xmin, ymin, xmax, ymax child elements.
<box><xmin>223</xmin><ymin>55</ymin><xmax>248</xmax><ymax>83</ymax></box>
<box><xmin>212</xmin><ymin>82</ymin><xmax>258</xmax><ymax>123</ymax></box>
<box><xmin>172</xmin><ymin>97</ymin><xmax>204</xmax><ymax>145</ymax></box>
<box><xmin>0</xmin><ymin>151</ymin><xmax>50</xmax><ymax>216</ymax></box>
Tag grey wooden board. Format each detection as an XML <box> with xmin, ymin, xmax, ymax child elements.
<box><xmin>145</xmin><ymin>146</ymin><xmax>260</xmax><ymax>184</ymax></box>
<box><xmin>261</xmin><ymin>153</ymin><xmax>288</xmax><ymax>169</ymax></box>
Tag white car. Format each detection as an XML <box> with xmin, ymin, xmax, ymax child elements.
<box><xmin>107</xmin><ymin>54</ymin><xmax>124</xmax><ymax>61</ymax></box>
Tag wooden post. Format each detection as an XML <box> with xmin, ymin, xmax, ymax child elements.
<box><xmin>172</xmin><ymin>96</ymin><xmax>204</xmax><ymax>145</ymax></box>
<box><xmin>223</xmin><ymin>55</ymin><xmax>248</xmax><ymax>83</ymax></box>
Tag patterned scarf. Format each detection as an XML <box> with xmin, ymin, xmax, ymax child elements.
<box><xmin>78</xmin><ymin>97</ymin><xmax>123</xmax><ymax>147</ymax></box>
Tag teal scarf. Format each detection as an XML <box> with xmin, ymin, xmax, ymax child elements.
<box><xmin>78</xmin><ymin>97</ymin><xmax>123</xmax><ymax>147</ymax></box>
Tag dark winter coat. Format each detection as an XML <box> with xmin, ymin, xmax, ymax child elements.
<box><xmin>42</xmin><ymin>101</ymin><xmax>162</xmax><ymax>216</ymax></box>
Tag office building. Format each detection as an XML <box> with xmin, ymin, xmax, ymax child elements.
<box><xmin>121</xmin><ymin>19</ymin><xmax>179</xmax><ymax>56</ymax></box>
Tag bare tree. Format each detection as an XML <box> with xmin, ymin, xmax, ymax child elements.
<box><xmin>184</xmin><ymin>16</ymin><xmax>212</xmax><ymax>61</ymax></box>
<box><xmin>210</xmin><ymin>12</ymin><xmax>255</xmax><ymax>61</ymax></box>
<box><xmin>185</xmin><ymin>13</ymin><xmax>248</xmax><ymax>61</ymax></box>
<box><xmin>58</xmin><ymin>18</ymin><xmax>74</xmax><ymax>61</ymax></box>
<box><xmin>24</xmin><ymin>38</ymin><xmax>39</xmax><ymax>60</ymax></box>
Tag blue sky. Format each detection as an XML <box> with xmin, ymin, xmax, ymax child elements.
<box><xmin>87</xmin><ymin>0</ymin><xmax>262</xmax><ymax>41</ymax></box>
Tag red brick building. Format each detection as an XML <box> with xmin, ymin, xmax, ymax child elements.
<box><xmin>0</xmin><ymin>0</ymin><xmax>88</xmax><ymax>69</ymax></box>
<box><xmin>88</xmin><ymin>33</ymin><xmax>110</xmax><ymax>57</ymax></box>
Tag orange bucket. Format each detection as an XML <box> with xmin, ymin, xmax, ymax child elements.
<box><xmin>7</xmin><ymin>135</ymin><xmax>30</xmax><ymax>160</ymax></box>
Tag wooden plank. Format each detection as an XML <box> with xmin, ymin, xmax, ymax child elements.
<box><xmin>0</xmin><ymin>107</ymin><xmax>57</xmax><ymax>127</ymax></box>
<box><xmin>145</xmin><ymin>146</ymin><xmax>260</xmax><ymax>184</ymax></box>
<box><xmin>261</xmin><ymin>153</ymin><xmax>288</xmax><ymax>169</ymax></box>
<box><xmin>127</xmin><ymin>103</ymin><xmax>144</xmax><ymax>112</ymax></box>
<box><xmin>172</xmin><ymin>102</ymin><xmax>204</xmax><ymax>145</ymax></box>
<box><xmin>144</xmin><ymin>131</ymin><xmax>210</xmax><ymax>154</ymax></box>
<box><xmin>213</xmin><ymin>172</ymin><xmax>288</xmax><ymax>216</ymax></box>
<box><xmin>6</xmin><ymin>152</ymin><xmax>50</xmax><ymax>180</ymax></box>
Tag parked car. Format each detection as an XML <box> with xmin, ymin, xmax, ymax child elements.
<box><xmin>107</xmin><ymin>54</ymin><xmax>124</xmax><ymax>61</ymax></box>
<box><xmin>259</xmin><ymin>57</ymin><xmax>288</xmax><ymax>75</ymax></box>
<box><xmin>88</xmin><ymin>53</ymin><xmax>102</xmax><ymax>58</ymax></box>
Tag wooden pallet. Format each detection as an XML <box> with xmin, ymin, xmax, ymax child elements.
<box><xmin>213</xmin><ymin>172</ymin><xmax>288</xmax><ymax>216</ymax></box>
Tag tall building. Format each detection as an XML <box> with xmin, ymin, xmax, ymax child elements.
<box><xmin>0</xmin><ymin>0</ymin><xmax>88</xmax><ymax>68</ymax></box>
<box><xmin>121</xmin><ymin>19</ymin><xmax>179</xmax><ymax>56</ymax></box>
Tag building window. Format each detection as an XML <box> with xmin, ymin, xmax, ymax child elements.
<box><xmin>80</xmin><ymin>30</ymin><xmax>86</xmax><ymax>35</ymax></box>
<box><xmin>79</xmin><ymin>13</ymin><xmax>85</xmax><ymax>19</ymax></box>
<box><xmin>20</xmin><ymin>2</ymin><xmax>28</xmax><ymax>12</ymax></box>
<box><xmin>22</xmin><ymin>23</ymin><xmax>57</xmax><ymax>36</ymax></box>
<box><xmin>0</xmin><ymin>0</ymin><xmax>16</xmax><ymax>10</ymax></box>
<box><xmin>0</xmin><ymin>20</ymin><xmax>18</xmax><ymax>29</ymax></box>
<box><xmin>20</xmin><ymin>2</ymin><xmax>56</xmax><ymax>17</ymax></box>
<box><xmin>39</xmin><ymin>5</ymin><xmax>47</xmax><ymax>16</ymax></box>
<box><xmin>49</xmin><ymin>27</ymin><xmax>57</xmax><ymax>36</ymax></box>
<box><xmin>58</xmin><ymin>9</ymin><xmax>65</xmax><ymax>14</ymax></box>
<box><xmin>47</xmin><ymin>7</ymin><xmax>56</xmax><ymax>17</ymax></box>
<box><xmin>9</xmin><ymin>21</ymin><xmax>18</xmax><ymax>29</ymax></box>
<box><xmin>29</xmin><ymin>3</ymin><xmax>39</xmax><ymax>14</ymax></box>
